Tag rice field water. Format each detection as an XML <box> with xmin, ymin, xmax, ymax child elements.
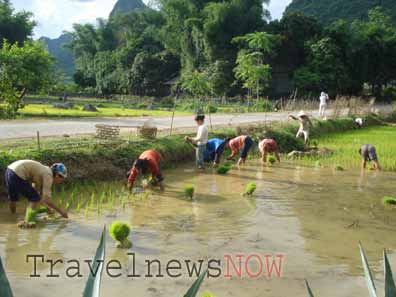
<box><xmin>295</xmin><ymin>126</ymin><xmax>396</xmax><ymax>171</ymax></box>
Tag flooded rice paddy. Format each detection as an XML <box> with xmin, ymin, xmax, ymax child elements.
<box><xmin>0</xmin><ymin>161</ymin><xmax>395</xmax><ymax>297</ymax></box>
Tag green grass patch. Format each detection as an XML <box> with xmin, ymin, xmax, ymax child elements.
<box><xmin>15</xmin><ymin>104</ymin><xmax>190</xmax><ymax>118</ymax></box>
<box><xmin>294</xmin><ymin>125</ymin><xmax>396</xmax><ymax>171</ymax></box>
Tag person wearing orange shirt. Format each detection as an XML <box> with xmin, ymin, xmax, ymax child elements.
<box><xmin>226</xmin><ymin>135</ymin><xmax>254</xmax><ymax>166</ymax></box>
<box><xmin>127</xmin><ymin>150</ymin><xmax>164</xmax><ymax>191</ymax></box>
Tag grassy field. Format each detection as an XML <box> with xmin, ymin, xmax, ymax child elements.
<box><xmin>295</xmin><ymin>126</ymin><xmax>396</xmax><ymax>171</ymax></box>
<box><xmin>15</xmin><ymin>104</ymin><xmax>191</xmax><ymax>118</ymax></box>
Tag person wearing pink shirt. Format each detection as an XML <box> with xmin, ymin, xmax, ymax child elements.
<box><xmin>226</xmin><ymin>135</ymin><xmax>254</xmax><ymax>166</ymax></box>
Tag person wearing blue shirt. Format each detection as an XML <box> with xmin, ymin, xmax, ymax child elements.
<box><xmin>204</xmin><ymin>138</ymin><xmax>230</xmax><ymax>167</ymax></box>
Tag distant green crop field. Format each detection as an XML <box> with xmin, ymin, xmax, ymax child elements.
<box><xmin>296</xmin><ymin>126</ymin><xmax>396</xmax><ymax>171</ymax></box>
<box><xmin>16</xmin><ymin>104</ymin><xmax>191</xmax><ymax>118</ymax></box>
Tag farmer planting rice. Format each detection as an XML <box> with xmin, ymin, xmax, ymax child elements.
<box><xmin>127</xmin><ymin>150</ymin><xmax>165</xmax><ymax>191</ymax></box>
<box><xmin>185</xmin><ymin>115</ymin><xmax>209</xmax><ymax>170</ymax></box>
<box><xmin>359</xmin><ymin>144</ymin><xmax>381</xmax><ymax>171</ymax></box>
<box><xmin>226</xmin><ymin>135</ymin><xmax>254</xmax><ymax>166</ymax></box>
<box><xmin>204</xmin><ymin>138</ymin><xmax>230</xmax><ymax>167</ymax></box>
<box><xmin>259</xmin><ymin>139</ymin><xmax>280</xmax><ymax>164</ymax></box>
<box><xmin>289</xmin><ymin>110</ymin><xmax>313</xmax><ymax>145</ymax></box>
<box><xmin>4</xmin><ymin>160</ymin><xmax>69</xmax><ymax>220</ymax></box>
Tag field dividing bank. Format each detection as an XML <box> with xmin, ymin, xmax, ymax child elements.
<box><xmin>294</xmin><ymin>125</ymin><xmax>396</xmax><ymax>171</ymax></box>
<box><xmin>0</xmin><ymin>113</ymin><xmax>395</xmax><ymax>194</ymax></box>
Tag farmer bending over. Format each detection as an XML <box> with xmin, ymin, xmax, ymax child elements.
<box><xmin>359</xmin><ymin>144</ymin><xmax>381</xmax><ymax>171</ymax></box>
<box><xmin>5</xmin><ymin>160</ymin><xmax>68</xmax><ymax>218</ymax></box>
<box><xmin>259</xmin><ymin>139</ymin><xmax>280</xmax><ymax>164</ymax></box>
<box><xmin>289</xmin><ymin>110</ymin><xmax>313</xmax><ymax>145</ymax></box>
<box><xmin>185</xmin><ymin>115</ymin><xmax>209</xmax><ymax>170</ymax></box>
<box><xmin>227</xmin><ymin>135</ymin><xmax>254</xmax><ymax>166</ymax></box>
<box><xmin>204</xmin><ymin>138</ymin><xmax>230</xmax><ymax>168</ymax></box>
<box><xmin>127</xmin><ymin>150</ymin><xmax>165</xmax><ymax>191</ymax></box>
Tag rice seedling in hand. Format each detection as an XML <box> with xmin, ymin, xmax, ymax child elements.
<box><xmin>109</xmin><ymin>222</ymin><xmax>132</xmax><ymax>249</ymax></box>
<box><xmin>184</xmin><ymin>269</ymin><xmax>208</xmax><ymax>297</ymax></box>
<box><xmin>244</xmin><ymin>182</ymin><xmax>257</xmax><ymax>197</ymax></box>
<box><xmin>184</xmin><ymin>185</ymin><xmax>195</xmax><ymax>199</ymax></box>
<box><xmin>383</xmin><ymin>196</ymin><xmax>396</xmax><ymax>206</ymax></box>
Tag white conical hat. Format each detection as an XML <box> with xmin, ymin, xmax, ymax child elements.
<box><xmin>298</xmin><ymin>110</ymin><xmax>307</xmax><ymax>117</ymax></box>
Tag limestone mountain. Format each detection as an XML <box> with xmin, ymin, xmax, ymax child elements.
<box><xmin>110</xmin><ymin>0</ymin><xmax>146</xmax><ymax>18</ymax></box>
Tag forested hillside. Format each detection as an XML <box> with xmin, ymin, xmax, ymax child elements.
<box><xmin>285</xmin><ymin>0</ymin><xmax>396</xmax><ymax>24</ymax></box>
<box><xmin>40</xmin><ymin>34</ymin><xmax>74</xmax><ymax>79</ymax></box>
<box><xmin>41</xmin><ymin>0</ymin><xmax>147</xmax><ymax>79</ymax></box>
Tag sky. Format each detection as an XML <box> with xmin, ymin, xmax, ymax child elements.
<box><xmin>11</xmin><ymin>0</ymin><xmax>292</xmax><ymax>39</ymax></box>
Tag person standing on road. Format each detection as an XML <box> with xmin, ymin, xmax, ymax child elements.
<box><xmin>319</xmin><ymin>92</ymin><xmax>329</xmax><ymax>118</ymax></box>
<box><xmin>289</xmin><ymin>110</ymin><xmax>313</xmax><ymax>145</ymax></box>
<box><xmin>259</xmin><ymin>139</ymin><xmax>280</xmax><ymax>164</ymax></box>
<box><xmin>4</xmin><ymin>160</ymin><xmax>69</xmax><ymax>219</ymax></box>
<box><xmin>185</xmin><ymin>115</ymin><xmax>209</xmax><ymax>170</ymax></box>
<box><xmin>359</xmin><ymin>144</ymin><xmax>381</xmax><ymax>171</ymax></box>
<box><xmin>226</xmin><ymin>135</ymin><xmax>254</xmax><ymax>166</ymax></box>
<box><xmin>127</xmin><ymin>150</ymin><xmax>165</xmax><ymax>191</ymax></box>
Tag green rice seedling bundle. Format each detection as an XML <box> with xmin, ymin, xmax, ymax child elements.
<box><xmin>18</xmin><ymin>207</ymin><xmax>39</xmax><ymax>228</ymax></box>
<box><xmin>84</xmin><ymin>204</ymin><xmax>89</xmax><ymax>217</ymax></box>
<box><xmin>184</xmin><ymin>185</ymin><xmax>195</xmax><ymax>199</ymax></box>
<box><xmin>109</xmin><ymin>221</ymin><xmax>132</xmax><ymax>249</ymax></box>
<box><xmin>335</xmin><ymin>165</ymin><xmax>344</xmax><ymax>171</ymax></box>
<box><xmin>37</xmin><ymin>206</ymin><xmax>49</xmax><ymax>214</ymax></box>
<box><xmin>89</xmin><ymin>192</ymin><xmax>95</xmax><ymax>208</ymax></box>
<box><xmin>25</xmin><ymin>208</ymin><xmax>38</xmax><ymax>223</ymax></box>
<box><xmin>216</xmin><ymin>165</ymin><xmax>231</xmax><ymax>175</ymax></box>
<box><xmin>268</xmin><ymin>156</ymin><xmax>276</xmax><ymax>164</ymax></box>
<box><xmin>244</xmin><ymin>182</ymin><xmax>257</xmax><ymax>196</ymax></box>
<box><xmin>383</xmin><ymin>196</ymin><xmax>396</xmax><ymax>206</ymax></box>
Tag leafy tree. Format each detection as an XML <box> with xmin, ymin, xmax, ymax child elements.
<box><xmin>0</xmin><ymin>41</ymin><xmax>54</xmax><ymax>117</ymax></box>
<box><xmin>0</xmin><ymin>0</ymin><xmax>36</xmax><ymax>46</ymax></box>
<box><xmin>233</xmin><ymin>32</ymin><xmax>279</xmax><ymax>100</ymax></box>
<box><xmin>351</xmin><ymin>7</ymin><xmax>396</xmax><ymax>95</ymax></box>
<box><xmin>181</xmin><ymin>69</ymin><xmax>210</xmax><ymax>99</ymax></box>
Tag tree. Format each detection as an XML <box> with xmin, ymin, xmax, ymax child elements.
<box><xmin>233</xmin><ymin>32</ymin><xmax>279</xmax><ymax>101</ymax></box>
<box><xmin>351</xmin><ymin>7</ymin><xmax>396</xmax><ymax>95</ymax></box>
<box><xmin>181</xmin><ymin>69</ymin><xmax>210</xmax><ymax>99</ymax></box>
<box><xmin>0</xmin><ymin>0</ymin><xmax>36</xmax><ymax>46</ymax></box>
<box><xmin>0</xmin><ymin>41</ymin><xmax>54</xmax><ymax>117</ymax></box>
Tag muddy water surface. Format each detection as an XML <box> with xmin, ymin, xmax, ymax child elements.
<box><xmin>0</xmin><ymin>162</ymin><xmax>395</xmax><ymax>297</ymax></box>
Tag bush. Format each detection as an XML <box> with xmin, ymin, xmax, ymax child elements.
<box><xmin>205</xmin><ymin>104</ymin><xmax>218</xmax><ymax>114</ymax></box>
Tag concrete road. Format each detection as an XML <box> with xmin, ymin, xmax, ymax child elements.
<box><xmin>0</xmin><ymin>110</ymin><xmax>336</xmax><ymax>140</ymax></box>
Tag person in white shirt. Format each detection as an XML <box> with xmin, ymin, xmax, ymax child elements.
<box><xmin>185</xmin><ymin>115</ymin><xmax>209</xmax><ymax>170</ymax></box>
<box><xmin>319</xmin><ymin>91</ymin><xmax>329</xmax><ymax>118</ymax></box>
